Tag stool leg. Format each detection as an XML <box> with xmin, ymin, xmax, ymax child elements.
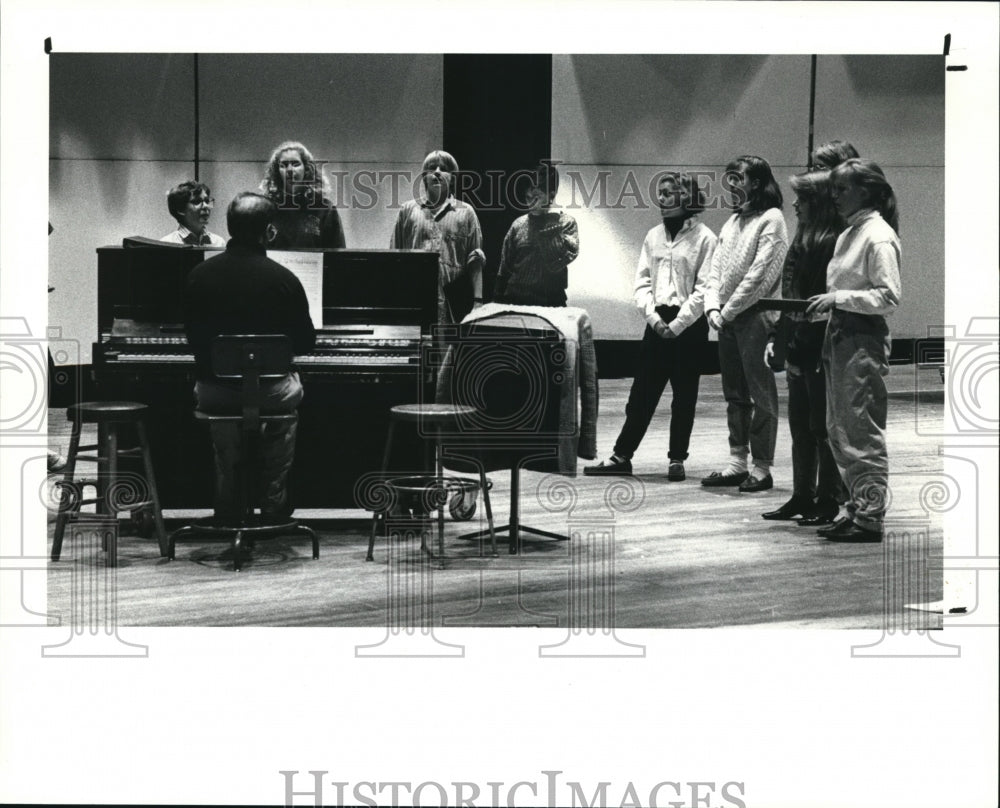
<box><xmin>509</xmin><ymin>466</ymin><xmax>520</xmax><ymax>555</ymax></box>
<box><xmin>367</xmin><ymin>511</ymin><xmax>380</xmax><ymax>561</ymax></box>
<box><xmin>232</xmin><ymin>531</ymin><xmax>243</xmax><ymax>572</ymax></box>
<box><xmin>96</xmin><ymin>423</ymin><xmax>110</xmax><ymax>516</ymax></box>
<box><xmin>435</xmin><ymin>436</ymin><xmax>445</xmax><ymax>567</ymax></box>
<box><xmin>366</xmin><ymin>420</ymin><xmax>396</xmax><ymax>561</ymax></box>
<box><xmin>102</xmin><ymin>426</ymin><xmax>119</xmax><ymax>553</ymax></box>
<box><xmin>479</xmin><ymin>467</ymin><xmax>497</xmax><ymax>558</ymax></box>
<box><xmin>380</xmin><ymin>420</ymin><xmax>396</xmax><ymax>475</ymax></box>
<box><xmin>105</xmin><ymin>519</ymin><xmax>118</xmax><ymax>568</ymax></box>
<box><xmin>51</xmin><ymin>420</ymin><xmax>82</xmax><ymax>561</ymax></box>
<box><xmin>136</xmin><ymin>421</ymin><xmax>169</xmax><ymax>557</ymax></box>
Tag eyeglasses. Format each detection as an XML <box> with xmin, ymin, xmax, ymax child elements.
<box><xmin>190</xmin><ymin>197</ymin><xmax>215</xmax><ymax>207</ymax></box>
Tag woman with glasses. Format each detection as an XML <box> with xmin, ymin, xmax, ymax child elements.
<box><xmin>161</xmin><ymin>180</ymin><xmax>226</xmax><ymax>246</ymax></box>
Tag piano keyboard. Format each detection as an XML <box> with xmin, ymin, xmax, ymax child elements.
<box><xmin>105</xmin><ymin>352</ymin><xmax>416</xmax><ymax>366</ymax></box>
<box><xmin>295</xmin><ymin>354</ymin><xmax>416</xmax><ymax>365</ymax></box>
<box><xmin>97</xmin><ymin>322</ymin><xmax>428</xmax><ymax>378</ymax></box>
<box><xmin>114</xmin><ymin>352</ymin><xmax>194</xmax><ymax>363</ymax></box>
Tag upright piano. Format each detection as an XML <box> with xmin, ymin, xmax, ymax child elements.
<box><xmin>92</xmin><ymin>244</ymin><xmax>438</xmax><ymax>509</ymax></box>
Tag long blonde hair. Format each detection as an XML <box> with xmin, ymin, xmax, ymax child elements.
<box><xmin>259</xmin><ymin>140</ymin><xmax>330</xmax><ymax>205</ymax></box>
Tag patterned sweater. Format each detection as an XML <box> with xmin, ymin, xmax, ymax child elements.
<box><xmin>494</xmin><ymin>210</ymin><xmax>580</xmax><ymax>307</ymax></box>
<box><xmin>704</xmin><ymin>207</ymin><xmax>788</xmax><ymax>324</ymax></box>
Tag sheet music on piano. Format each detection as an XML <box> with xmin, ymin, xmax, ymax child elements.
<box><xmin>266</xmin><ymin>250</ymin><xmax>325</xmax><ymax>329</ymax></box>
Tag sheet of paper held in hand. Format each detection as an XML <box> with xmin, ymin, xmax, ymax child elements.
<box><xmin>266</xmin><ymin>250</ymin><xmax>324</xmax><ymax>329</ymax></box>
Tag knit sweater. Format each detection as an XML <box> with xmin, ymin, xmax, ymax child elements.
<box><xmin>704</xmin><ymin>207</ymin><xmax>788</xmax><ymax>323</ymax></box>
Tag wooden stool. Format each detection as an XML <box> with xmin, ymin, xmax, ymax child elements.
<box><xmin>367</xmin><ymin>403</ymin><xmax>497</xmax><ymax>563</ymax></box>
<box><xmin>51</xmin><ymin>401</ymin><xmax>168</xmax><ymax>562</ymax></box>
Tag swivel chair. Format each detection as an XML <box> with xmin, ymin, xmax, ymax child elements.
<box><xmin>168</xmin><ymin>335</ymin><xmax>319</xmax><ymax>571</ymax></box>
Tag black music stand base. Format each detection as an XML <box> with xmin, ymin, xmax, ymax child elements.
<box><xmin>455</xmin><ymin>466</ymin><xmax>569</xmax><ymax>555</ymax></box>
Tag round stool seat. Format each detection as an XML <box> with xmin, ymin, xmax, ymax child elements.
<box><xmin>67</xmin><ymin>401</ymin><xmax>149</xmax><ymax>423</ymax></box>
<box><xmin>389</xmin><ymin>403</ymin><xmax>477</xmax><ymax>425</ymax></box>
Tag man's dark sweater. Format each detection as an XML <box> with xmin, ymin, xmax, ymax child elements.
<box><xmin>184</xmin><ymin>240</ymin><xmax>316</xmax><ymax>382</ymax></box>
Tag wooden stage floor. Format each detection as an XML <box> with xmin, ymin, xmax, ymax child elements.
<box><xmin>45</xmin><ymin>366</ymin><xmax>945</xmax><ymax>629</ymax></box>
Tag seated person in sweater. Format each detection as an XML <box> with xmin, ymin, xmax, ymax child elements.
<box><xmin>184</xmin><ymin>192</ymin><xmax>316</xmax><ymax>522</ymax></box>
<box><xmin>493</xmin><ymin>161</ymin><xmax>580</xmax><ymax>307</ymax></box>
<box><xmin>160</xmin><ymin>181</ymin><xmax>227</xmax><ymax>246</ymax></box>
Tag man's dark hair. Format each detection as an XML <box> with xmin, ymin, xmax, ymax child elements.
<box><xmin>167</xmin><ymin>180</ymin><xmax>211</xmax><ymax>222</ymax></box>
<box><xmin>227</xmin><ymin>192</ymin><xmax>276</xmax><ymax>242</ymax></box>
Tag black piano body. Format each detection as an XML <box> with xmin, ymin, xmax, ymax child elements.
<box><xmin>93</xmin><ymin>244</ymin><xmax>438</xmax><ymax>509</ymax></box>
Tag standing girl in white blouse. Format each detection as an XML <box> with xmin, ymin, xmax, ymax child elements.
<box><xmin>585</xmin><ymin>171</ymin><xmax>716</xmax><ymax>479</ymax></box>
<box><xmin>806</xmin><ymin>159</ymin><xmax>901</xmax><ymax>542</ymax></box>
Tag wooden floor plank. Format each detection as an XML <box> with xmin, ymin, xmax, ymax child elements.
<box><xmin>45</xmin><ymin>367</ymin><xmax>945</xmax><ymax>629</ymax></box>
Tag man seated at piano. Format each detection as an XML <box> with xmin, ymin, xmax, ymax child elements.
<box><xmin>160</xmin><ymin>180</ymin><xmax>227</xmax><ymax>247</ymax></box>
<box><xmin>184</xmin><ymin>192</ymin><xmax>316</xmax><ymax>522</ymax></box>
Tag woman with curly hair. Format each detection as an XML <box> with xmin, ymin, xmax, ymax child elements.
<box><xmin>259</xmin><ymin>140</ymin><xmax>346</xmax><ymax>249</ymax></box>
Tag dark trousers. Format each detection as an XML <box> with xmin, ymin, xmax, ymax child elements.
<box><xmin>718</xmin><ymin>311</ymin><xmax>779</xmax><ymax>466</ymax></box>
<box><xmin>194</xmin><ymin>372</ymin><xmax>304</xmax><ymax>519</ymax></box>
<box><xmin>613</xmin><ymin>308</ymin><xmax>705</xmax><ymax>462</ymax></box>
<box><xmin>786</xmin><ymin>359</ymin><xmax>845</xmax><ymax>503</ymax></box>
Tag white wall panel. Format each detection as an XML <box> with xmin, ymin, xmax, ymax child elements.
<box><xmin>50</xmin><ymin>54</ymin><xmax>195</xmax><ymax>161</ymax></box>
<box><xmin>48</xmin><ymin>159</ymin><xmax>196</xmax><ymax>364</ymax></box>
<box><xmin>198</xmin><ymin>54</ymin><xmax>442</xmax><ymax>162</ymax></box>
<box><xmin>553</xmin><ymin>55</ymin><xmax>812</xmax><ymax>167</ymax></box>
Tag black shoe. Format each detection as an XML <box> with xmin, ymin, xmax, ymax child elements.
<box><xmin>584</xmin><ymin>457</ymin><xmax>633</xmax><ymax>476</ymax></box>
<box><xmin>825</xmin><ymin>523</ymin><xmax>883</xmax><ymax>543</ymax></box>
<box><xmin>701</xmin><ymin>470</ymin><xmax>749</xmax><ymax>487</ymax></box>
<box><xmin>762</xmin><ymin>496</ymin><xmax>811</xmax><ymax>520</ymax></box>
<box><xmin>797</xmin><ymin>513</ymin><xmax>836</xmax><ymax>526</ymax></box>
<box><xmin>667</xmin><ymin>461</ymin><xmax>686</xmax><ymax>482</ymax></box>
<box><xmin>796</xmin><ymin>500</ymin><xmax>840</xmax><ymax>526</ymax></box>
<box><xmin>739</xmin><ymin>473</ymin><xmax>773</xmax><ymax>493</ymax></box>
<box><xmin>817</xmin><ymin>516</ymin><xmax>852</xmax><ymax>537</ymax></box>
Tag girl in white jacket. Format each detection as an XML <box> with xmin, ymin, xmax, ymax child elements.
<box><xmin>805</xmin><ymin>159</ymin><xmax>901</xmax><ymax>542</ymax></box>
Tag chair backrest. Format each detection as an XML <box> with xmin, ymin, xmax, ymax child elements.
<box><xmin>210</xmin><ymin>335</ymin><xmax>293</xmax><ymax>431</ymax></box>
<box><xmin>443</xmin><ymin>317</ymin><xmax>565</xmax><ymax>471</ymax></box>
